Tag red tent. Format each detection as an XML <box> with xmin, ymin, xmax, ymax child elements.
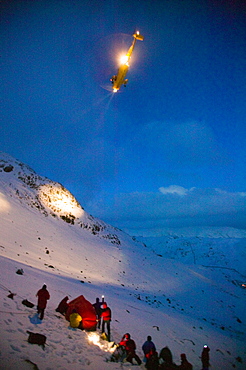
<box><xmin>65</xmin><ymin>295</ymin><xmax>97</xmax><ymax>331</ymax></box>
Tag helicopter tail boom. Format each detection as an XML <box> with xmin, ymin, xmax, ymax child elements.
<box><xmin>133</xmin><ymin>31</ymin><xmax>144</xmax><ymax>41</ymax></box>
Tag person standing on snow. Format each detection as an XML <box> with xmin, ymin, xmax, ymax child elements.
<box><xmin>101</xmin><ymin>302</ymin><xmax>111</xmax><ymax>341</ymax></box>
<box><xmin>142</xmin><ymin>335</ymin><xmax>158</xmax><ymax>369</ymax></box>
<box><xmin>36</xmin><ymin>284</ymin><xmax>50</xmax><ymax>320</ymax></box>
<box><xmin>119</xmin><ymin>333</ymin><xmax>142</xmax><ymax>365</ymax></box>
<box><xmin>93</xmin><ymin>297</ymin><xmax>103</xmax><ymax>329</ymax></box>
<box><xmin>201</xmin><ymin>345</ymin><xmax>210</xmax><ymax>370</ymax></box>
<box><xmin>178</xmin><ymin>353</ymin><xmax>193</xmax><ymax>369</ymax></box>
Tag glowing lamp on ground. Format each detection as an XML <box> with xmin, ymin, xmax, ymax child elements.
<box><xmin>87</xmin><ymin>332</ymin><xmax>115</xmax><ymax>353</ymax></box>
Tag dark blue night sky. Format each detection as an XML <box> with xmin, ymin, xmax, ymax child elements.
<box><xmin>1</xmin><ymin>0</ymin><xmax>246</xmax><ymax>235</ymax></box>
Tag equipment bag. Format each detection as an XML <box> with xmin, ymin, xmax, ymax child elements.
<box><xmin>27</xmin><ymin>331</ymin><xmax>46</xmax><ymax>349</ymax></box>
<box><xmin>22</xmin><ymin>299</ymin><xmax>35</xmax><ymax>308</ymax></box>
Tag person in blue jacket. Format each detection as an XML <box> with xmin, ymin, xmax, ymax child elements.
<box><xmin>142</xmin><ymin>336</ymin><xmax>158</xmax><ymax>369</ymax></box>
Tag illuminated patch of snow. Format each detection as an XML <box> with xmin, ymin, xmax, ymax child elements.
<box><xmin>0</xmin><ymin>192</ymin><xmax>10</xmax><ymax>213</ymax></box>
<box><xmin>87</xmin><ymin>332</ymin><xmax>116</xmax><ymax>353</ymax></box>
<box><xmin>38</xmin><ymin>184</ymin><xmax>83</xmax><ymax>218</ymax></box>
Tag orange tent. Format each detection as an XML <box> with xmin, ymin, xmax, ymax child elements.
<box><xmin>65</xmin><ymin>295</ymin><xmax>97</xmax><ymax>331</ymax></box>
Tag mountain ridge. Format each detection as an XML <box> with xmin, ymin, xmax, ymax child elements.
<box><xmin>0</xmin><ymin>151</ymin><xmax>126</xmax><ymax>246</ymax></box>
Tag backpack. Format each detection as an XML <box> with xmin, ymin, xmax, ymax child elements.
<box><xmin>22</xmin><ymin>299</ymin><xmax>35</xmax><ymax>308</ymax></box>
<box><xmin>27</xmin><ymin>331</ymin><xmax>46</xmax><ymax>349</ymax></box>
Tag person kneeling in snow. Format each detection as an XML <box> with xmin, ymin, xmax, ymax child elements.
<box><xmin>119</xmin><ymin>333</ymin><xmax>142</xmax><ymax>365</ymax></box>
<box><xmin>69</xmin><ymin>309</ymin><xmax>83</xmax><ymax>329</ymax></box>
<box><xmin>56</xmin><ymin>296</ymin><xmax>69</xmax><ymax>316</ymax></box>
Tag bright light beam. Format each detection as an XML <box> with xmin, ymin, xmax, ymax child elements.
<box><xmin>87</xmin><ymin>332</ymin><xmax>116</xmax><ymax>353</ymax></box>
<box><xmin>0</xmin><ymin>192</ymin><xmax>10</xmax><ymax>213</ymax></box>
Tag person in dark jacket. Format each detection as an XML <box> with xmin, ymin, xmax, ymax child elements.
<box><xmin>142</xmin><ymin>336</ymin><xmax>158</xmax><ymax>369</ymax></box>
<box><xmin>55</xmin><ymin>296</ymin><xmax>69</xmax><ymax>315</ymax></box>
<box><xmin>159</xmin><ymin>346</ymin><xmax>178</xmax><ymax>369</ymax></box>
<box><xmin>178</xmin><ymin>353</ymin><xmax>193</xmax><ymax>370</ymax></box>
<box><xmin>101</xmin><ymin>302</ymin><xmax>111</xmax><ymax>341</ymax></box>
<box><xmin>36</xmin><ymin>284</ymin><xmax>50</xmax><ymax>320</ymax></box>
<box><xmin>119</xmin><ymin>333</ymin><xmax>142</xmax><ymax>365</ymax></box>
<box><xmin>93</xmin><ymin>297</ymin><xmax>102</xmax><ymax>329</ymax></box>
<box><xmin>201</xmin><ymin>345</ymin><xmax>210</xmax><ymax>370</ymax></box>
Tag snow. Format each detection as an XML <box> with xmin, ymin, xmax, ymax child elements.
<box><xmin>0</xmin><ymin>152</ymin><xmax>246</xmax><ymax>369</ymax></box>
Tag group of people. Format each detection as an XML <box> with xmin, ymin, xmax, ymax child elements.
<box><xmin>35</xmin><ymin>286</ymin><xmax>210</xmax><ymax>369</ymax></box>
<box><xmin>112</xmin><ymin>334</ymin><xmax>193</xmax><ymax>369</ymax></box>
<box><xmin>92</xmin><ymin>297</ymin><xmax>112</xmax><ymax>341</ymax></box>
<box><xmin>67</xmin><ymin>297</ymin><xmax>112</xmax><ymax>339</ymax></box>
<box><xmin>36</xmin><ymin>286</ymin><xmax>112</xmax><ymax>339</ymax></box>
<box><xmin>114</xmin><ymin>335</ymin><xmax>210</xmax><ymax>370</ymax></box>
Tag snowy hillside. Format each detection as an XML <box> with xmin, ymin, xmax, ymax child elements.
<box><xmin>137</xmin><ymin>233</ymin><xmax>246</xmax><ymax>274</ymax></box>
<box><xmin>0</xmin><ymin>152</ymin><xmax>245</xmax><ymax>370</ymax></box>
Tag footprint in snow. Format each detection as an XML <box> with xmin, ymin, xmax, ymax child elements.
<box><xmin>55</xmin><ymin>350</ymin><xmax>67</xmax><ymax>357</ymax></box>
<box><xmin>48</xmin><ymin>338</ymin><xmax>62</xmax><ymax>344</ymax></box>
<box><xmin>17</xmin><ymin>328</ymin><xmax>26</xmax><ymax>334</ymax></box>
<box><xmin>10</xmin><ymin>344</ymin><xmax>21</xmax><ymax>352</ymax></box>
<box><xmin>6</xmin><ymin>329</ymin><xmax>16</xmax><ymax>333</ymax></box>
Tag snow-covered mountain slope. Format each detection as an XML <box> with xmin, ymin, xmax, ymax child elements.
<box><xmin>0</xmin><ymin>152</ymin><xmax>245</xmax><ymax>370</ymax></box>
<box><xmin>0</xmin><ymin>151</ymin><xmax>122</xmax><ymax>244</ymax></box>
<box><xmin>137</xmin><ymin>233</ymin><xmax>246</xmax><ymax>275</ymax></box>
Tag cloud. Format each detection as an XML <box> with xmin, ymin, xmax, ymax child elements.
<box><xmin>86</xmin><ymin>186</ymin><xmax>246</xmax><ymax>235</ymax></box>
<box><xmin>159</xmin><ymin>185</ymin><xmax>190</xmax><ymax>196</ymax></box>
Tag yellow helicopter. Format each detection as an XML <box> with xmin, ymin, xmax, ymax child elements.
<box><xmin>110</xmin><ymin>31</ymin><xmax>144</xmax><ymax>92</ymax></box>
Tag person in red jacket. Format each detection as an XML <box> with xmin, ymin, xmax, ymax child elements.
<box><xmin>101</xmin><ymin>302</ymin><xmax>111</xmax><ymax>341</ymax></box>
<box><xmin>119</xmin><ymin>333</ymin><xmax>142</xmax><ymax>365</ymax></box>
<box><xmin>36</xmin><ymin>284</ymin><xmax>50</xmax><ymax>320</ymax></box>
